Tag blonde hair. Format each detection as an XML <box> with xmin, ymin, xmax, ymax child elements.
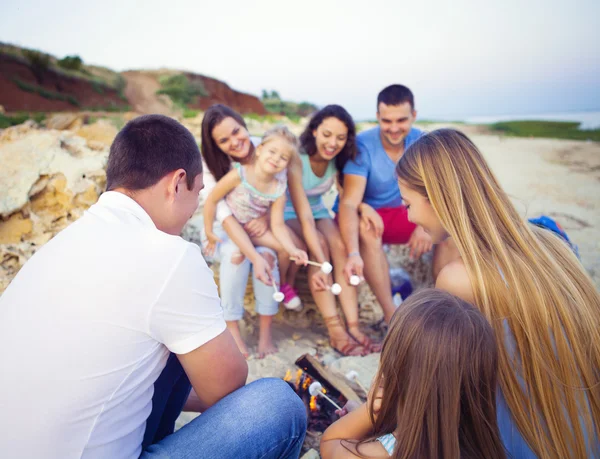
<box><xmin>260</xmin><ymin>125</ymin><xmax>299</xmax><ymax>155</ymax></box>
<box><xmin>396</xmin><ymin>128</ymin><xmax>600</xmax><ymax>458</ymax></box>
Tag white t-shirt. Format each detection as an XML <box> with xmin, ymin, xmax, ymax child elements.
<box><xmin>0</xmin><ymin>191</ymin><xmax>226</xmax><ymax>459</ymax></box>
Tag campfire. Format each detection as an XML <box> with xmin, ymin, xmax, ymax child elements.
<box><xmin>283</xmin><ymin>354</ymin><xmax>364</xmax><ymax>434</ymax></box>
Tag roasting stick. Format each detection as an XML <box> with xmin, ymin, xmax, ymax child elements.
<box><xmin>290</xmin><ymin>258</ymin><xmax>333</xmax><ymax>274</ymax></box>
<box><xmin>308</xmin><ymin>381</ymin><xmax>342</xmax><ymax>410</ymax></box>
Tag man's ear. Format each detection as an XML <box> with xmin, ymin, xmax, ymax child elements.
<box><xmin>412</xmin><ymin>109</ymin><xmax>417</xmax><ymax>121</ymax></box>
<box><xmin>168</xmin><ymin>169</ymin><xmax>187</xmax><ymax>197</ymax></box>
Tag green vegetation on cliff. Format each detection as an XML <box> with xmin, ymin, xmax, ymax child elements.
<box><xmin>260</xmin><ymin>90</ymin><xmax>317</xmax><ymax>120</ymax></box>
<box><xmin>490</xmin><ymin>120</ymin><xmax>600</xmax><ymax>142</ymax></box>
<box><xmin>156</xmin><ymin>74</ymin><xmax>207</xmax><ymax>108</ymax></box>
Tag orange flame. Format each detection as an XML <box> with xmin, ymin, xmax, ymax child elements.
<box><xmin>302</xmin><ymin>376</ymin><xmax>312</xmax><ymax>390</ymax></box>
<box><xmin>283</xmin><ymin>370</ymin><xmax>292</xmax><ymax>382</ymax></box>
<box><xmin>295</xmin><ymin>369</ymin><xmax>303</xmax><ymax>387</ymax></box>
<box><xmin>309</xmin><ymin>395</ymin><xmax>318</xmax><ymax>411</ymax></box>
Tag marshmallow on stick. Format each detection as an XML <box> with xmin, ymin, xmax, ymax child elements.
<box><xmin>308</xmin><ymin>381</ymin><xmax>342</xmax><ymax>410</ymax></box>
<box><xmin>290</xmin><ymin>258</ymin><xmax>333</xmax><ymax>274</ymax></box>
<box><xmin>349</xmin><ymin>275</ymin><xmax>361</xmax><ymax>286</ymax></box>
<box><xmin>272</xmin><ymin>283</ymin><xmax>284</xmax><ymax>302</ymax></box>
<box><xmin>345</xmin><ymin>370</ymin><xmax>368</xmax><ymax>394</ymax></box>
<box><xmin>328</xmin><ymin>283</ymin><xmax>342</xmax><ymax>295</ymax></box>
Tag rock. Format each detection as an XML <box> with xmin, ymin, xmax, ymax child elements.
<box><xmin>75</xmin><ymin>120</ymin><xmax>118</xmax><ymax>147</ymax></box>
<box><xmin>0</xmin><ymin>120</ymin><xmax>37</xmax><ymax>143</ymax></box>
<box><xmin>45</xmin><ymin>113</ymin><xmax>83</xmax><ymax>131</ymax></box>
<box><xmin>301</xmin><ymin>449</ymin><xmax>320</xmax><ymax>459</ymax></box>
<box><xmin>0</xmin><ymin>131</ymin><xmax>107</xmax><ymax>217</ymax></box>
<box><xmin>0</xmin><ymin>213</ymin><xmax>33</xmax><ymax>244</ymax></box>
<box><xmin>328</xmin><ymin>353</ymin><xmax>380</xmax><ymax>392</ymax></box>
<box><xmin>0</xmin><ymin>127</ymin><xmax>109</xmax><ymax>293</ymax></box>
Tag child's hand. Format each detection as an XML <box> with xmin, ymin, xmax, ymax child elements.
<box><xmin>310</xmin><ymin>270</ymin><xmax>330</xmax><ymax>291</ymax></box>
<box><xmin>253</xmin><ymin>256</ymin><xmax>274</xmax><ymax>286</ymax></box>
<box><xmin>290</xmin><ymin>249</ymin><xmax>309</xmax><ymax>266</ymax></box>
<box><xmin>204</xmin><ymin>230</ymin><xmax>222</xmax><ymax>257</ymax></box>
<box><xmin>335</xmin><ymin>400</ymin><xmax>362</xmax><ymax>418</ymax></box>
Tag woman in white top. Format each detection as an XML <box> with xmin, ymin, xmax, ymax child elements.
<box><xmin>200</xmin><ymin>104</ymin><xmax>330</xmax><ymax>357</ymax></box>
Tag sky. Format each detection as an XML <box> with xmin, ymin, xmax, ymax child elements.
<box><xmin>1</xmin><ymin>0</ymin><xmax>599</xmax><ymax>120</ymax></box>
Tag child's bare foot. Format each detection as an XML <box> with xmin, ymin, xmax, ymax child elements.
<box><xmin>257</xmin><ymin>339</ymin><xmax>277</xmax><ymax>359</ymax></box>
<box><xmin>257</xmin><ymin>314</ymin><xmax>276</xmax><ymax>358</ymax></box>
<box><xmin>226</xmin><ymin>321</ymin><xmax>250</xmax><ymax>359</ymax></box>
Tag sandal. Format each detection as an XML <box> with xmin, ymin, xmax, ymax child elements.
<box><xmin>347</xmin><ymin>321</ymin><xmax>382</xmax><ymax>353</ymax></box>
<box><xmin>324</xmin><ymin>314</ymin><xmax>368</xmax><ymax>357</ymax></box>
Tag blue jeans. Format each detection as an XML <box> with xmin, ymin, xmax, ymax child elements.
<box><xmin>141</xmin><ymin>354</ymin><xmax>307</xmax><ymax>458</ymax></box>
<box><xmin>218</xmin><ymin>238</ymin><xmax>280</xmax><ymax>321</ymax></box>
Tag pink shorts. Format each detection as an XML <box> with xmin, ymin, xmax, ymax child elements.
<box><xmin>335</xmin><ymin>205</ymin><xmax>416</xmax><ymax>244</ymax></box>
<box><xmin>377</xmin><ymin>206</ymin><xmax>416</xmax><ymax>244</ymax></box>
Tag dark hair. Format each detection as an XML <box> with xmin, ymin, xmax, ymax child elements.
<box><xmin>106</xmin><ymin>114</ymin><xmax>201</xmax><ymax>191</ymax></box>
<box><xmin>377</xmin><ymin>84</ymin><xmax>415</xmax><ymax>110</ymax></box>
<box><xmin>357</xmin><ymin>289</ymin><xmax>506</xmax><ymax>459</ymax></box>
<box><xmin>201</xmin><ymin>104</ymin><xmax>253</xmax><ymax>181</ymax></box>
<box><xmin>298</xmin><ymin>104</ymin><xmax>357</xmax><ymax>186</ymax></box>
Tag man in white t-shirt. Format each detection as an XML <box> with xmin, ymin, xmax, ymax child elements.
<box><xmin>0</xmin><ymin>115</ymin><xmax>307</xmax><ymax>458</ymax></box>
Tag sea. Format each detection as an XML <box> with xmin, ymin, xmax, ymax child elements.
<box><xmin>462</xmin><ymin>111</ymin><xmax>600</xmax><ymax>130</ymax></box>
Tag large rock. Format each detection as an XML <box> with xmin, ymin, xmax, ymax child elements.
<box><xmin>0</xmin><ymin>123</ymin><xmax>110</xmax><ymax>293</ymax></box>
<box><xmin>0</xmin><ymin>131</ymin><xmax>107</xmax><ymax>217</ymax></box>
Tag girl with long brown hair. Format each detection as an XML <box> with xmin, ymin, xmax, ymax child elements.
<box><xmin>320</xmin><ymin>288</ymin><xmax>506</xmax><ymax>459</ymax></box>
<box><xmin>396</xmin><ymin>128</ymin><xmax>600</xmax><ymax>458</ymax></box>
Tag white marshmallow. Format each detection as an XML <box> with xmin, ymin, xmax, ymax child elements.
<box><xmin>273</xmin><ymin>291</ymin><xmax>285</xmax><ymax>302</ymax></box>
<box><xmin>345</xmin><ymin>370</ymin><xmax>359</xmax><ymax>381</ymax></box>
<box><xmin>330</xmin><ymin>283</ymin><xmax>342</xmax><ymax>295</ymax></box>
<box><xmin>350</xmin><ymin>275</ymin><xmax>361</xmax><ymax>286</ymax></box>
<box><xmin>321</xmin><ymin>262</ymin><xmax>333</xmax><ymax>274</ymax></box>
<box><xmin>308</xmin><ymin>381</ymin><xmax>323</xmax><ymax>396</ymax></box>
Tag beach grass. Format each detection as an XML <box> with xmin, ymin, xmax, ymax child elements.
<box><xmin>490</xmin><ymin>121</ymin><xmax>600</xmax><ymax>142</ymax></box>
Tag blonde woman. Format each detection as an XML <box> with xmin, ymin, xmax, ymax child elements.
<box><xmin>395</xmin><ymin>128</ymin><xmax>600</xmax><ymax>458</ymax></box>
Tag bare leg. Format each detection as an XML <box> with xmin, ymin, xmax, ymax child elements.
<box><xmin>316</xmin><ymin>218</ymin><xmax>379</xmax><ymax>351</ymax></box>
<box><xmin>226</xmin><ymin>321</ymin><xmax>249</xmax><ymax>358</ymax></box>
<box><xmin>359</xmin><ymin>219</ymin><xmax>396</xmax><ymax>323</ymax></box>
<box><xmin>282</xmin><ymin>228</ymin><xmax>306</xmax><ymax>287</ymax></box>
<box><xmin>257</xmin><ymin>314</ymin><xmax>277</xmax><ymax>358</ymax></box>
<box><xmin>286</xmin><ymin>219</ymin><xmax>365</xmax><ymax>356</ymax></box>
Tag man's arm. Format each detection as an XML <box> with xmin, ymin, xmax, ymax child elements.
<box><xmin>338</xmin><ymin>174</ymin><xmax>368</xmax><ymax>278</ymax></box>
<box><xmin>177</xmin><ymin>330</ymin><xmax>248</xmax><ymax>411</ymax></box>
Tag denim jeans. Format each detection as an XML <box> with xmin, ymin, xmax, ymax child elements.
<box><xmin>218</xmin><ymin>237</ymin><xmax>280</xmax><ymax>321</ymax></box>
<box><xmin>141</xmin><ymin>354</ymin><xmax>307</xmax><ymax>458</ymax></box>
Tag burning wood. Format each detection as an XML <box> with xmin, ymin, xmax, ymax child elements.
<box><xmin>295</xmin><ymin>354</ymin><xmax>361</xmax><ymax>403</ymax></box>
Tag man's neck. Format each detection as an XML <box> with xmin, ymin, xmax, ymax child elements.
<box><xmin>380</xmin><ymin>132</ymin><xmax>405</xmax><ymax>161</ymax></box>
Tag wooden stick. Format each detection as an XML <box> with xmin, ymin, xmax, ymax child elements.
<box><xmin>290</xmin><ymin>258</ymin><xmax>322</xmax><ymax>267</ymax></box>
<box><xmin>318</xmin><ymin>392</ymin><xmax>342</xmax><ymax>410</ymax></box>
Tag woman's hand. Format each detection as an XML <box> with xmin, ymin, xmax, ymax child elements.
<box><xmin>359</xmin><ymin>203</ymin><xmax>384</xmax><ymax>239</ymax></box>
<box><xmin>343</xmin><ymin>253</ymin><xmax>364</xmax><ymax>282</ymax></box>
<box><xmin>310</xmin><ymin>270</ymin><xmax>330</xmax><ymax>291</ymax></box>
<box><xmin>244</xmin><ymin>215</ymin><xmax>269</xmax><ymax>238</ymax></box>
<box><xmin>204</xmin><ymin>230</ymin><xmax>222</xmax><ymax>257</ymax></box>
<box><xmin>289</xmin><ymin>248</ymin><xmax>309</xmax><ymax>266</ymax></box>
<box><xmin>407</xmin><ymin>225</ymin><xmax>433</xmax><ymax>260</ymax></box>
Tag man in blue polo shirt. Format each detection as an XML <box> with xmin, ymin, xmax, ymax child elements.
<box><xmin>337</xmin><ymin>85</ymin><xmax>456</xmax><ymax>322</ymax></box>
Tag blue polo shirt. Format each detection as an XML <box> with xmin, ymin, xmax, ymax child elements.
<box><xmin>333</xmin><ymin>126</ymin><xmax>424</xmax><ymax>212</ymax></box>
